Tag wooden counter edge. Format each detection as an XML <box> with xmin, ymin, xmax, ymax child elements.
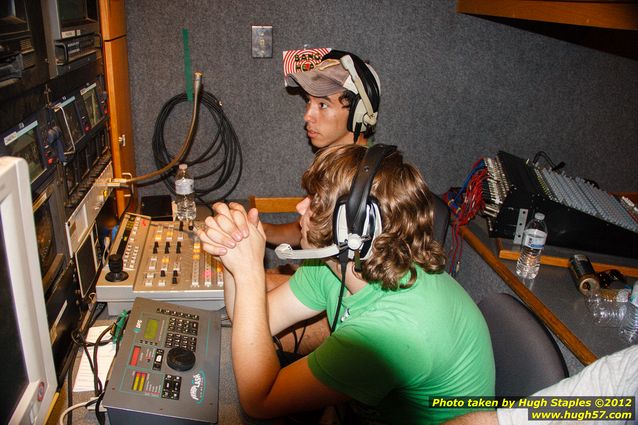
<box><xmin>460</xmin><ymin>225</ymin><xmax>598</xmax><ymax>366</ymax></box>
<box><xmin>497</xmin><ymin>248</ymin><xmax>638</xmax><ymax>278</ymax></box>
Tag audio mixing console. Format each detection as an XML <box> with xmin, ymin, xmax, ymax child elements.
<box><xmin>96</xmin><ymin>213</ymin><xmax>225</xmax><ymax>314</ymax></box>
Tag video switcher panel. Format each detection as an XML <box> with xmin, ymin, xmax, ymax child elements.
<box><xmin>96</xmin><ymin>213</ymin><xmax>224</xmax><ymax>314</ymax></box>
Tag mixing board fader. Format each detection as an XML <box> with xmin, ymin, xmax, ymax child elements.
<box><xmin>96</xmin><ymin>213</ymin><xmax>225</xmax><ymax>314</ymax></box>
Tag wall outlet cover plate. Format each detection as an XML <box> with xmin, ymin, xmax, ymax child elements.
<box><xmin>252</xmin><ymin>25</ymin><xmax>273</xmax><ymax>58</ymax></box>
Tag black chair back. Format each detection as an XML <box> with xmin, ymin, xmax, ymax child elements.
<box><xmin>478</xmin><ymin>293</ymin><xmax>568</xmax><ymax>397</ymax></box>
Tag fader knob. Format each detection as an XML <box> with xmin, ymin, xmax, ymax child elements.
<box><xmin>166</xmin><ymin>347</ymin><xmax>196</xmax><ymax>371</ymax></box>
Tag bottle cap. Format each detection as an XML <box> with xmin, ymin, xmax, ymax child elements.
<box><xmin>534</xmin><ymin>212</ymin><xmax>545</xmax><ymax>220</ymax></box>
<box><xmin>179</xmin><ymin>163</ymin><xmax>187</xmax><ymax>170</ymax></box>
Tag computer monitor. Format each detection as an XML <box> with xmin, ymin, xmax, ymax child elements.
<box><xmin>0</xmin><ymin>0</ymin><xmax>49</xmax><ymax>100</ymax></box>
<box><xmin>0</xmin><ymin>157</ymin><xmax>57</xmax><ymax>425</ymax></box>
<box><xmin>42</xmin><ymin>0</ymin><xmax>101</xmax><ymax>77</ymax></box>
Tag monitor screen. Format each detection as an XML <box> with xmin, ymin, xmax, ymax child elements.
<box><xmin>0</xmin><ymin>0</ymin><xmax>28</xmax><ymax>35</ymax></box>
<box><xmin>0</xmin><ymin>1</ymin><xmax>16</xmax><ymax>19</ymax></box>
<box><xmin>33</xmin><ymin>198</ymin><xmax>57</xmax><ymax>280</ymax></box>
<box><xmin>58</xmin><ymin>0</ymin><xmax>97</xmax><ymax>27</ymax></box>
<box><xmin>59</xmin><ymin>0</ymin><xmax>87</xmax><ymax>26</ymax></box>
<box><xmin>1</xmin><ymin>119</ymin><xmax>45</xmax><ymax>183</ymax></box>
<box><xmin>80</xmin><ymin>82</ymin><xmax>104</xmax><ymax>127</ymax></box>
<box><xmin>54</xmin><ymin>97</ymin><xmax>84</xmax><ymax>147</ymax></box>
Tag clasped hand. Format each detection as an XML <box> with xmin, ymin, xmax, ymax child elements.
<box><xmin>198</xmin><ymin>202</ymin><xmax>266</xmax><ymax>275</ymax></box>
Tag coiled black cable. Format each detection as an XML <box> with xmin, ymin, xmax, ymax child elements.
<box><xmin>145</xmin><ymin>91</ymin><xmax>242</xmax><ymax>209</ymax></box>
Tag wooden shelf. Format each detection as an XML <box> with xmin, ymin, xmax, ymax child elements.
<box><xmin>457</xmin><ymin>0</ymin><xmax>638</xmax><ymax>30</ymax></box>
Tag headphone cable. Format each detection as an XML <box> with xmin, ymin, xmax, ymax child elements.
<box><xmin>330</xmin><ymin>250</ymin><xmax>350</xmax><ymax>333</ymax></box>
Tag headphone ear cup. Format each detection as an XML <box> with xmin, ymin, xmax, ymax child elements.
<box><xmin>348</xmin><ymin>96</ymin><xmax>368</xmax><ymax>133</ymax></box>
<box><xmin>332</xmin><ymin>144</ymin><xmax>395</xmax><ymax>264</ymax></box>
<box><xmin>333</xmin><ymin>197</ymin><xmax>349</xmax><ymax>247</ymax></box>
<box><xmin>359</xmin><ymin>200</ymin><xmax>382</xmax><ymax>260</ymax></box>
<box><xmin>342</xmin><ymin>54</ymin><xmax>379</xmax><ymax>135</ymax></box>
<box><xmin>333</xmin><ymin>198</ymin><xmax>382</xmax><ymax>261</ymax></box>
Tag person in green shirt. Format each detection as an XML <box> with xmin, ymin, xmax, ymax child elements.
<box><xmin>199</xmin><ymin>144</ymin><xmax>495</xmax><ymax>424</ymax></box>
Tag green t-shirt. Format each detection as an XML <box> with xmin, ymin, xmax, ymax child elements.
<box><xmin>289</xmin><ymin>260</ymin><xmax>495</xmax><ymax>425</ymax></box>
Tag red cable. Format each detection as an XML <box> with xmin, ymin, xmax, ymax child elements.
<box><xmin>447</xmin><ymin>166</ymin><xmax>487</xmax><ymax>275</ymax></box>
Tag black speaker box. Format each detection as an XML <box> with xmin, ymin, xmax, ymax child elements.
<box><xmin>140</xmin><ymin>195</ymin><xmax>173</xmax><ymax>220</ymax></box>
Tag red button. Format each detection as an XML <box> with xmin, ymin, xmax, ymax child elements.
<box><xmin>130</xmin><ymin>345</ymin><xmax>141</xmax><ymax>366</ymax></box>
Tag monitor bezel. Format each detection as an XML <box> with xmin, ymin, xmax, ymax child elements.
<box><xmin>0</xmin><ymin>156</ymin><xmax>57</xmax><ymax>425</ymax></box>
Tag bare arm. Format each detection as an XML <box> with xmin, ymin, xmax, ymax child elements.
<box><xmin>230</xmin><ymin>260</ymin><xmax>348</xmax><ymax>418</ymax></box>
<box><xmin>199</xmin><ymin>203</ymin><xmax>302</xmax><ymax>250</ymax></box>
<box><xmin>221</xmin><ymin>268</ymin><xmax>236</xmax><ymax>319</ymax></box>
<box><xmin>199</xmin><ymin>204</ymin><xmax>318</xmax><ymax>329</ymax></box>
<box><xmin>199</xmin><ymin>202</ymin><xmax>348</xmax><ymax>418</ymax></box>
<box><xmin>442</xmin><ymin>411</ymin><xmax>498</xmax><ymax>425</ymax></box>
<box><xmin>267</xmin><ymin>278</ymin><xmax>321</xmax><ymax>335</ymax></box>
<box><xmin>262</xmin><ymin>220</ymin><xmax>302</xmax><ymax>247</ymax></box>
<box><xmin>212</xmin><ymin>257</ymin><xmax>317</xmax><ymax>335</ymax></box>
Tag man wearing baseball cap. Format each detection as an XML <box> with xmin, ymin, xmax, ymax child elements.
<box><xmin>264</xmin><ymin>50</ymin><xmax>382</xmax><ymax>247</ymax></box>
<box><xmin>284</xmin><ymin>50</ymin><xmax>380</xmax><ymax>149</ymax></box>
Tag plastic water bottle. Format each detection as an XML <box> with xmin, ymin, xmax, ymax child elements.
<box><xmin>175</xmin><ymin>163</ymin><xmax>196</xmax><ymax>221</ymax></box>
<box><xmin>516</xmin><ymin>212</ymin><xmax>547</xmax><ymax>279</ymax></box>
<box><xmin>586</xmin><ymin>288</ymin><xmax>628</xmax><ymax>328</ymax></box>
<box><xmin>619</xmin><ymin>281</ymin><xmax>638</xmax><ymax>344</ymax></box>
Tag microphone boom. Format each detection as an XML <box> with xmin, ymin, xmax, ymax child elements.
<box><xmin>275</xmin><ymin>243</ymin><xmax>340</xmax><ymax>260</ymax></box>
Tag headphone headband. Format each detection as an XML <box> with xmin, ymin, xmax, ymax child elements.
<box><xmin>340</xmin><ymin>55</ymin><xmax>378</xmax><ymax>127</ymax></box>
<box><xmin>322</xmin><ymin>50</ymin><xmax>380</xmax><ymax>140</ymax></box>
<box><xmin>346</xmin><ymin>144</ymin><xmax>397</xmax><ymax>236</ymax></box>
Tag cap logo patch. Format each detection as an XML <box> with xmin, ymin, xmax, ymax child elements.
<box><xmin>283</xmin><ymin>48</ymin><xmax>331</xmax><ymax>84</ymax></box>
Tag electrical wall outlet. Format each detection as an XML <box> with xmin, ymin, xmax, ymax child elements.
<box><xmin>252</xmin><ymin>25</ymin><xmax>272</xmax><ymax>58</ymax></box>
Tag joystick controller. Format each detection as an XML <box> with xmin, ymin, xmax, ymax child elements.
<box><xmin>105</xmin><ymin>253</ymin><xmax>129</xmax><ymax>282</ymax></box>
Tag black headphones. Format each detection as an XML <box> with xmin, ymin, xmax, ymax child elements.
<box><xmin>332</xmin><ymin>144</ymin><xmax>397</xmax><ymax>267</ymax></box>
<box><xmin>321</xmin><ymin>50</ymin><xmax>380</xmax><ymax>140</ymax></box>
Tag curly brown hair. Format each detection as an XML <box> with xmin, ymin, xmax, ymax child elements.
<box><xmin>301</xmin><ymin>144</ymin><xmax>446</xmax><ymax>290</ymax></box>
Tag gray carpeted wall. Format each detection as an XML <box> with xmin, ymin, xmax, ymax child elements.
<box><xmin>125</xmin><ymin>0</ymin><xmax>638</xmax><ymax>202</ymax></box>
